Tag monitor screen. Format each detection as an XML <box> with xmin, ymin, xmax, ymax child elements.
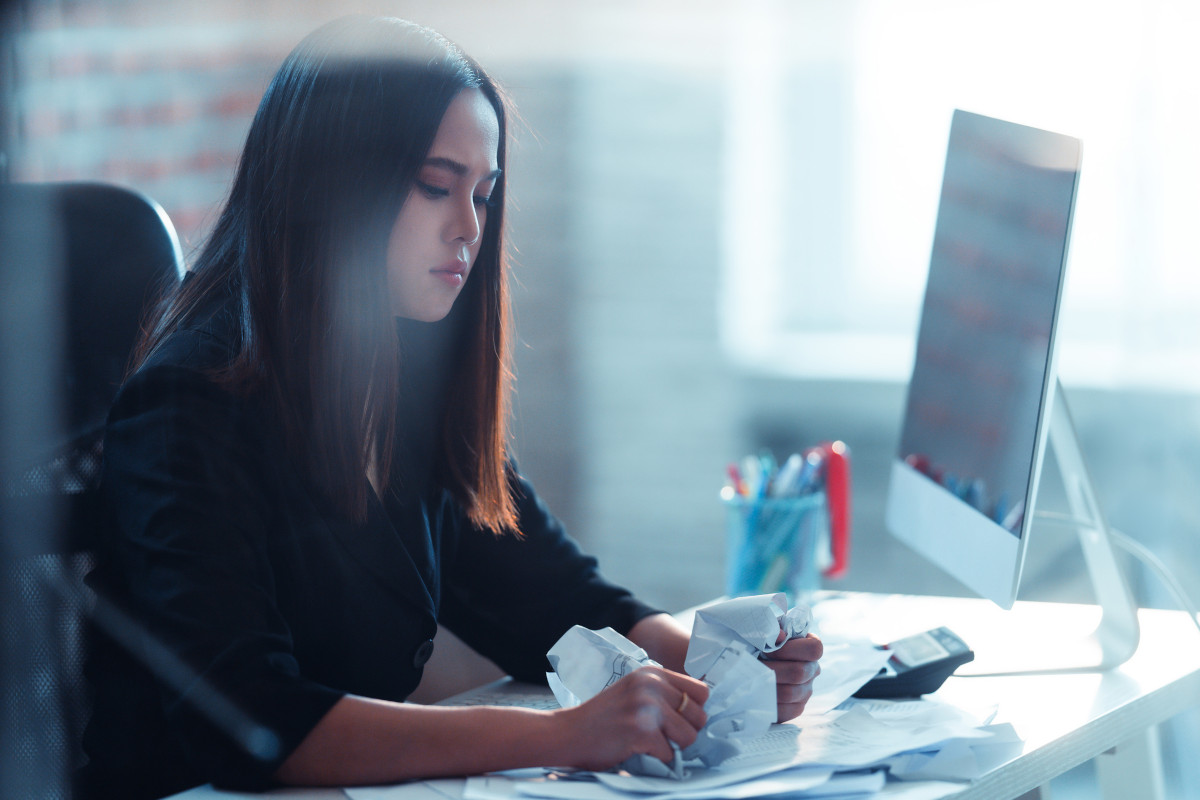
<box><xmin>886</xmin><ymin>109</ymin><xmax>1081</xmax><ymax>608</ymax></box>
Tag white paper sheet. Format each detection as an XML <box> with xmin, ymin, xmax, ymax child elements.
<box><xmin>347</xmin><ymin>779</ymin><xmax>465</xmax><ymax>800</ymax></box>
<box><xmin>804</xmin><ymin>641</ymin><xmax>892</xmax><ymax>716</ymax></box>
<box><xmin>463</xmin><ymin>765</ymin><xmax>838</xmax><ymax>800</ymax></box>
<box><xmin>790</xmin><ymin>769</ymin><xmax>887</xmax><ymax>797</ymax></box>
<box><xmin>564</xmin><ymin>702</ymin><xmax>986</xmax><ymax>794</ymax></box>
<box><xmin>875</xmin><ymin>723</ymin><xmax>1023</xmax><ymax>781</ymax></box>
<box><xmin>462</xmin><ymin>776</ymin><xmax>523</xmax><ymax>800</ymax></box>
<box><xmin>679</xmin><ymin>594</ymin><xmax>814</xmax><ymax>766</ymax></box>
<box><xmin>545</xmin><ymin>594</ymin><xmax>816</xmax><ymax>774</ymax></box>
<box><xmin>453</xmin><ymin>694</ymin><xmax>1011</xmax><ymax>800</ymax></box>
<box><xmin>167</xmin><ymin>786</ymin><xmax>348</xmax><ymax>799</ymax></box>
<box><xmin>793</xmin><ymin>705</ymin><xmax>992</xmax><ymax>768</ymax></box>
<box><xmin>546</xmin><ymin>627</ymin><xmax>660</xmax><ymax>707</ymax></box>
<box><xmin>545</xmin><ymin>627</ymin><xmax>682</xmax><ymax>778</ymax></box>
<box><xmin>684</xmin><ymin>594</ymin><xmax>811</xmax><ymax>676</ymax></box>
<box><xmin>873</xmin><ymin>781</ymin><xmax>963</xmax><ymax>799</ymax></box>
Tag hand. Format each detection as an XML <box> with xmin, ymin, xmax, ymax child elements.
<box><xmin>762</xmin><ymin>632</ymin><xmax>823</xmax><ymax>722</ymax></box>
<box><xmin>555</xmin><ymin>666</ymin><xmax>709</xmax><ymax>772</ymax></box>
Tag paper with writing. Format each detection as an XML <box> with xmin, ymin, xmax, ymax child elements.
<box><xmin>546</xmin><ymin>594</ymin><xmax>812</xmax><ymax>776</ymax></box>
<box><xmin>545</xmin><ymin>626</ymin><xmax>683</xmax><ymax>778</ymax></box>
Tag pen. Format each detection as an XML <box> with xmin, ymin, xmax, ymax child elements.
<box><xmin>772</xmin><ymin>453</ymin><xmax>804</xmax><ymax>497</ymax></box>
<box><xmin>758</xmin><ymin>449</ymin><xmax>778</xmax><ymax>494</ymax></box>
<box><xmin>741</xmin><ymin>455</ymin><xmax>763</xmax><ymax>497</ymax></box>
<box><xmin>795</xmin><ymin>448</ymin><xmax>825</xmax><ymax>494</ymax></box>
<box><xmin>726</xmin><ymin>463</ymin><xmax>747</xmax><ymax>497</ymax></box>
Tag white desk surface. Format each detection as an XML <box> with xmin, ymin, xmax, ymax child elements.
<box><xmin>814</xmin><ymin>592</ymin><xmax>1200</xmax><ymax>798</ymax></box>
<box><xmin>164</xmin><ymin>592</ymin><xmax>1200</xmax><ymax>800</ymax></box>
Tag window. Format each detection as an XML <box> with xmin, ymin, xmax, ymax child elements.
<box><xmin>722</xmin><ymin>0</ymin><xmax>1200</xmax><ymax>392</ymax></box>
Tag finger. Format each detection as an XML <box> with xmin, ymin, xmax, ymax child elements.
<box><xmin>634</xmin><ymin>735</ymin><xmax>676</xmax><ymax>766</ymax></box>
<box><xmin>630</xmin><ymin>704</ymin><xmax>676</xmax><ymax>764</ymax></box>
<box><xmin>655</xmin><ymin>668</ymin><xmax>711</xmax><ymax>706</ymax></box>
<box><xmin>777</xmin><ymin>699</ymin><xmax>809</xmax><ymax>723</ymax></box>
<box><xmin>767</xmin><ymin>634</ymin><xmax>824</xmax><ymax>662</ymax></box>
<box><xmin>623</xmin><ymin>670</ymin><xmax>705</xmax><ymax>736</ymax></box>
<box><xmin>671</xmin><ymin>687</ymin><xmax>707</xmax><ymax>730</ymax></box>
<box><xmin>646</xmin><ymin>732</ymin><xmax>677</xmax><ymax>765</ymax></box>
<box><xmin>660</xmin><ymin>699</ymin><xmax>702</xmax><ymax>750</ymax></box>
<box><xmin>776</xmin><ymin>679</ymin><xmax>815</xmax><ymax>706</ymax></box>
<box><xmin>630</xmin><ymin>701</ymin><xmax>676</xmax><ymax>764</ymax></box>
<box><xmin>763</xmin><ymin>658</ymin><xmax>821</xmax><ymax>685</ymax></box>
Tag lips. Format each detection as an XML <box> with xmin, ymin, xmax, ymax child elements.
<box><xmin>431</xmin><ymin>261</ymin><xmax>468</xmax><ymax>287</ymax></box>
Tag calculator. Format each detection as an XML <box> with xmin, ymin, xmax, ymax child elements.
<box><xmin>853</xmin><ymin>626</ymin><xmax>975</xmax><ymax>698</ymax></box>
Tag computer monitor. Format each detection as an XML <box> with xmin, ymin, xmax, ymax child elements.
<box><xmin>885</xmin><ymin>110</ymin><xmax>1138</xmax><ymax>669</ymax></box>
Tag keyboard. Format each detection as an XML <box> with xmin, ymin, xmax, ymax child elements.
<box><xmin>438</xmin><ymin>678</ymin><xmax>561</xmax><ymax>710</ymax></box>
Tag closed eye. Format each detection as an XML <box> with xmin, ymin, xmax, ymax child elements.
<box><xmin>417</xmin><ymin>181</ymin><xmax>450</xmax><ymax>199</ymax></box>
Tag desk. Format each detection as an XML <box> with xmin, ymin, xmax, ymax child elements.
<box><xmin>814</xmin><ymin>592</ymin><xmax>1200</xmax><ymax>799</ymax></box>
<box><xmin>163</xmin><ymin>592</ymin><xmax>1200</xmax><ymax>800</ymax></box>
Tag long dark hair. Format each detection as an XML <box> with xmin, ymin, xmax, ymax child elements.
<box><xmin>130</xmin><ymin>16</ymin><xmax>518</xmax><ymax>533</ymax></box>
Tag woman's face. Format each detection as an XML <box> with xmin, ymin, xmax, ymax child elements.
<box><xmin>387</xmin><ymin>88</ymin><xmax>501</xmax><ymax>322</ymax></box>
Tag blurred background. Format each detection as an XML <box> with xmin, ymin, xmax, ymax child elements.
<box><xmin>2</xmin><ymin>0</ymin><xmax>1199</xmax><ymax>797</ymax></box>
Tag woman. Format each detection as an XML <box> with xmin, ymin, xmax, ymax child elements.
<box><xmin>79</xmin><ymin>16</ymin><xmax>822</xmax><ymax>799</ymax></box>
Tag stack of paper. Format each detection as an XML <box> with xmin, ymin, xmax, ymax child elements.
<box><xmin>345</xmin><ymin>595</ymin><xmax>1021</xmax><ymax>800</ymax></box>
<box><xmin>344</xmin><ymin>681</ymin><xmax>1017</xmax><ymax>800</ymax></box>
<box><xmin>446</xmin><ymin>671</ymin><xmax>1020</xmax><ymax>800</ymax></box>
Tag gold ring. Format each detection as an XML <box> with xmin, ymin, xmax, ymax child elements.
<box><xmin>676</xmin><ymin>693</ymin><xmax>690</xmax><ymax>714</ymax></box>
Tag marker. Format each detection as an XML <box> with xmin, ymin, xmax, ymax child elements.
<box><xmin>820</xmin><ymin>440</ymin><xmax>852</xmax><ymax>580</ymax></box>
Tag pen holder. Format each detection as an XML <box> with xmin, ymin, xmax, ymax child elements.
<box><xmin>723</xmin><ymin>492</ymin><xmax>830</xmax><ymax>605</ymax></box>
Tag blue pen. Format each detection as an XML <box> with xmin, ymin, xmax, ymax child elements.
<box><xmin>758</xmin><ymin>449</ymin><xmax>778</xmax><ymax>494</ymax></box>
<box><xmin>772</xmin><ymin>453</ymin><xmax>804</xmax><ymax>497</ymax></box>
<box><xmin>733</xmin><ymin>451</ymin><xmax>773</xmax><ymax>591</ymax></box>
<box><xmin>794</xmin><ymin>449</ymin><xmax>825</xmax><ymax>495</ymax></box>
<box><xmin>746</xmin><ymin>455</ymin><xmax>770</xmax><ymax>546</ymax></box>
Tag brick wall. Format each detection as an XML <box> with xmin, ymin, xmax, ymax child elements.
<box><xmin>13</xmin><ymin>14</ymin><xmax>306</xmax><ymax>249</ymax></box>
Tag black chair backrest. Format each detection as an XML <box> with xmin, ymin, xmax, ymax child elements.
<box><xmin>7</xmin><ymin>182</ymin><xmax>183</xmax><ymax>447</ymax></box>
<box><xmin>0</xmin><ymin>181</ymin><xmax>183</xmax><ymax>798</ymax></box>
<box><xmin>0</xmin><ymin>181</ymin><xmax>183</xmax><ymax>553</ymax></box>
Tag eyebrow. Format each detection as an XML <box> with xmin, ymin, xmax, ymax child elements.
<box><xmin>422</xmin><ymin>156</ymin><xmax>502</xmax><ymax>182</ymax></box>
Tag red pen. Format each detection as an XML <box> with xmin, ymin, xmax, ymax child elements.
<box><xmin>726</xmin><ymin>463</ymin><xmax>748</xmax><ymax>497</ymax></box>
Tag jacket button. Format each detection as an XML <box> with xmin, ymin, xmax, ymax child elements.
<box><xmin>413</xmin><ymin>639</ymin><xmax>435</xmax><ymax>669</ymax></box>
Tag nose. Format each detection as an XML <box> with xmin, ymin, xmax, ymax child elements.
<box><xmin>448</xmin><ymin>193</ymin><xmax>482</xmax><ymax>247</ymax></box>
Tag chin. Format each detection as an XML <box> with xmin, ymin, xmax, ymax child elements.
<box><xmin>394</xmin><ymin>305</ymin><xmax>454</xmax><ymax>323</ymax></box>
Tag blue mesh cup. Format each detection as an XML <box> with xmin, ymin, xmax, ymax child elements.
<box><xmin>723</xmin><ymin>492</ymin><xmax>830</xmax><ymax>605</ymax></box>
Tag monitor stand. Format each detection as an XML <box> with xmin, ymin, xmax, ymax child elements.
<box><xmin>1045</xmin><ymin>379</ymin><xmax>1141</xmax><ymax>667</ymax></box>
<box><xmin>966</xmin><ymin>379</ymin><xmax>1141</xmax><ymax>676</ymax></box>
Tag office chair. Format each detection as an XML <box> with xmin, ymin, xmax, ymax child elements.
<box><xmin>0</xmin><ymin>181</ymin><xmax>183</xmax><ymax>798</ymax></box>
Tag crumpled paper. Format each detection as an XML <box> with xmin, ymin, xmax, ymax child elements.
<box><xmin>681</xmin><ymin>593</ymin><xmax>811</xmax><ymax>767</ymax></box>
<box><xmin>546</xmin><ymin>626</ymin><xmax>661</xmax><ymax>709</ymax></box>
<box><xmin>545</xmin><ymin>626</ymin><xmax>684</xmax><ymax>778</ymax></box>
<box><xmin>545</xmin><ymin>593</ymin><xmax>811</xmax><ymax>778</ymax></box>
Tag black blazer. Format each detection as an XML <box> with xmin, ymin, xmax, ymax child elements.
<box><xmin>79</xmin><ymin>301</ymin><xmax>656</xmax><ymax>800</ymax></box>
